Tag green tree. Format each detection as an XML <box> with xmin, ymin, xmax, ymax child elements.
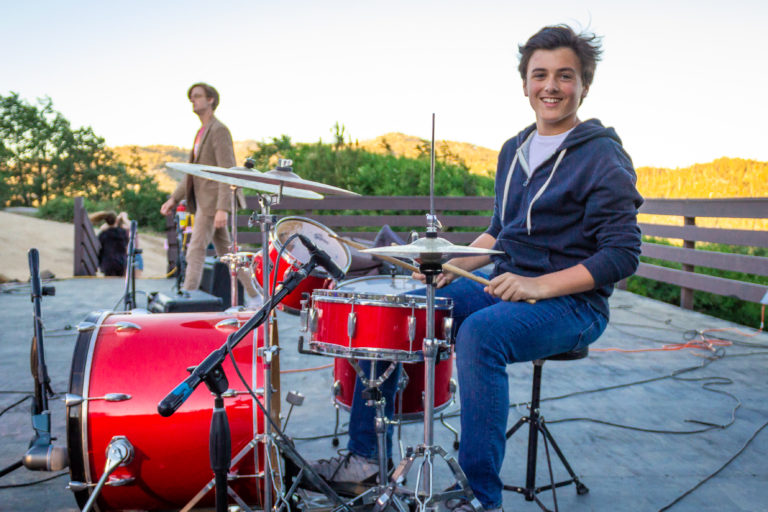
<box><xmin>0</xmin><ymin>92</ymin><xmax>166</xmax><ymax>231</ymax></box>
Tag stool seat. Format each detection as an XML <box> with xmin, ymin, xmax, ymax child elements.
<box><xmin>543</xmin><ymin>346</ymin><xmax>589</xmax><ymax>361</ymax></box>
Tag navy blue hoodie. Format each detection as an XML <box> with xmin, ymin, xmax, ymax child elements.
<box><xmin>486</xmin><ymin>118</ymin><xmax>643</xmax><ymax>319</ymax></box>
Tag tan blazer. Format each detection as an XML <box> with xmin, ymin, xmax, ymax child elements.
<box><xmin>172</xmin><ymin>117</ymin><xmax>244</xmax><ymax>214</ymax></box>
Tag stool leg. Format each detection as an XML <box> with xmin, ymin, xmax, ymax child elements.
<box><xmin>524</xmin><ymin>361</ymin><xmax>544</xmax><ymax>500</ymax></box>
<box><xmin>503</xmin><ymin>360</ymin><xmax>589</xmax><ymax>510</ymax></box>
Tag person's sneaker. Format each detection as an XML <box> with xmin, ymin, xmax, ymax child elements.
<box><xmin>309</xmin><ymin>452</ymin><xmax>379</xmax><ymax>483</ymax></box>
<box><xmin>447</xmin><ymin>498</ymin><xmax>502</xmax><ymax>512</ymax></box>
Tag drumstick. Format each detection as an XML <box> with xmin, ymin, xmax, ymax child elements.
<box><xmin>331</xmin><ymin>234</ymin><xmax>536</xmax><ymax>304</ymax></box>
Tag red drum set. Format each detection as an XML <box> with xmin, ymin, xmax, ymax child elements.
<box><xmin>56</xmin><ymin>120</ymin><xmax>500</xmax><ymax>512</ymax></box>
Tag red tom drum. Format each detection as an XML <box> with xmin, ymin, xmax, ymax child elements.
<box><xmin>306</xmin><ymin>276</ymin><xmax>453</xmax><ymax>362</ymax></box>
<box><xmin>67</xmin><ymin>310</ymin><xmax>266</xmax><ymax>511</ymax></box>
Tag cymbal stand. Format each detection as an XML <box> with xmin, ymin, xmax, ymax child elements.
<box><xmin>375</xmin><ymin>115</ymin><xmax>481</xmax><ymax>512</ymax></box>
<box><xmin>250</xmin><ymin>189</ymin><xmax>281</xmax><ymax>512</ymax></box>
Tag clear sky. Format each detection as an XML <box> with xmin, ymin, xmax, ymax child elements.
<box><xmin>2</xmin><ymin>0</ymin><xmax>766</xmax><ymax>169</ymax></box>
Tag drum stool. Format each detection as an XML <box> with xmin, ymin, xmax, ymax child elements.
<box><xmin>503</xmin><ymin>347</ymin><xmax>589</xmax><ymax>510</ymax></box>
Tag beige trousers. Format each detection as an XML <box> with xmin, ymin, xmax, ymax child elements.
<box><xmin>182</xmin><ymin>213</ymin><xmax>258</xmax><ymax>299</ymax></box>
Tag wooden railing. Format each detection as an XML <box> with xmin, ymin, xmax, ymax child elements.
<box><xmin>635</xmin><ymin>198</ymin><xmax>768</xmax><ymax>308</ymax></box>
<box><xmin>159</xmin><ymin>196</ymin><xmax>768</xmax><ymax>309</ymax></box>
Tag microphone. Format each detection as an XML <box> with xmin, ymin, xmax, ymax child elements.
<box><xmin>23</xmin><ymin>443</ymin><xmax>69</xmax><ymax>471</ymax></box>
<box><xmin>296</xmin><ymin>234</ymin><xmax>345</xmax><ymax>280</ymax></box>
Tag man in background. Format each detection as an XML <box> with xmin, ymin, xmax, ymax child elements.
<box><xmin>160</xmin><ymin>83</ymin><xmax>259</xmax><ymax>305</ymax></box>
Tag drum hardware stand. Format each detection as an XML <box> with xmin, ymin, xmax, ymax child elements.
<box><xmin>121</xmin><ymin>220</ymin><xmax>138</xmax><ymax>310</ymax></box>
<box><xmin>160</xmin><ymin>257</ymin><xmax>352</xmax><ymax>512</ymax></box>
<box><xmin>174</xmin><ymin>204</ymin><xmax>190</xmax><ymax>292</ymax></box>
<box><xmin>371</xmin><ymin>115</ymin><xmax>482</xmax><ymax>512</ymax></box>
<box><xmin>79</xmin><ymin>436</ymin><xmax>134</xmax><ymax>512</ymax></box>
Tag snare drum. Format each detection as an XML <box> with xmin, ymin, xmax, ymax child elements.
<box><xmin>333</xmin><ymin>356</ymin><xmax>454</xmax><ymax>419</ymax></box>
<box><xmin>253</xmin><ymin>216</ymin><xmax>351</xmax><ymax>312</ymax></box>
<box><xmin>67</xmin><ymin>311</ymin><xmax>266</xmax><ymax>511</ymax></box>
<box><xmin>306</xmin><ymin>275</ymin><xmax>453</xmax><ymax>361</ymax></box>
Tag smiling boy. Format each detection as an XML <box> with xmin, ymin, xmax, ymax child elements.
<box><xmin>310</xmin><ymin>25</ymin><xmax>643</xmax><ymax>512</ymax></box>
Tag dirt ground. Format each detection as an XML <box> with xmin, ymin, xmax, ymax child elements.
<box><xmin>0</xmin><ymin>210</ymin><xmax>169</xmax><ymax>282</ymax></box>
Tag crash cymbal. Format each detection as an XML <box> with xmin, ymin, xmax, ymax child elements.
<box><xmin>165</xmin><ymin>163</ymin><xmax>323</xmax><ymax>200</ymax></box>
<box><xmin>207</xmin><ymin>166</ymin><xmax>360</xmax><ymax>197</ymax></box>
<box><xmin>362</xmin><ymin>236</ymin><xmax>502</xmax><ymax>264</ymax></box>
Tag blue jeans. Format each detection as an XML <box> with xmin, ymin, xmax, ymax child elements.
<box><xmin>348</xmin><ymin>273</ymin><xmax>606</xmax><ymax>508</ymax></box>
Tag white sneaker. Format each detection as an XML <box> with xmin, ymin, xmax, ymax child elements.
<box><xmin>309</xmin><ymin>452</ymin><xmax>379</xmax><ymax>483</ymax></box>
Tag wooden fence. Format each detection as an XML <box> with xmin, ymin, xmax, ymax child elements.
<box><xmin>159</xmin><ymin>196</ymin><xmax>768</xmax><ymax>309</ymax></box>
<box><xmin>73</xmin><ymin>197</ymin><xmax>100</xmax><ymax>276</ymax></box>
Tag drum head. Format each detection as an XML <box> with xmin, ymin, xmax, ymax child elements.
<box><xmin>336</xmin><ymin>275</ymin><xmax>424</xmax><ymax>295</ymax></box>
<box><xmin>274</xmin><ymin>217</ymin><xmax>351</xmax><ymax>272</ymax></box>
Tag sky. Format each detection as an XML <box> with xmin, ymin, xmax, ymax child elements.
<box><xmin>2</xmin><ymin>0</ymin><xmax>767</xmax><ymax>170</ymax></box>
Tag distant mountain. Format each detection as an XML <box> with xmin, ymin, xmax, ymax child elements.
<box><xmin>355</xmin><ymin>132</ymin><xmax>498</xmax><ymax>177</ymax></box>
<box><xmin>111</xmin><ymin>134</ymin><xmax>498</xmax><ymax>193</ymax></box>
<box><xmin>110</xmin><ymin>140</ymin><xmax>767</xmax><ymax>199</ymax></box>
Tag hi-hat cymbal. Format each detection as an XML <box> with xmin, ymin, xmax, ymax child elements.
<box><xmin>362</xmin><ymin>236</ymin><xmax>502</xmax><ymax>263</ymax></box>
<box><xmin>165</xmin><ymin>163</ymin><xmax>323</xmax><ymax>200</ymax></box>
<box><xmin>207</xmin><ymin>167</ymin><xmax>360</xmax><ymax>197</ymax></box>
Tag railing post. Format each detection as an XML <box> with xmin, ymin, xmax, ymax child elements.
<box><xmin>73</xmin><ymin>197</ymin><xmax>85</xmax><ymax>276</ymax></box>
<box><xmin>680</xmin><ymin>216</ymin><xmax>696</xmax><ymax>309</ymax></box>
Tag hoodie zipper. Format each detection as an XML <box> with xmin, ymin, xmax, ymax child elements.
<box><xmin>501</xmin><ymin>146</ymin><xmax>568</xmax><ymax>234</ymax></box>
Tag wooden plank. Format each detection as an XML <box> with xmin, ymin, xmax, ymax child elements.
<box><xmin>634</xmin><ymin>263</ymin><xmax>768</xmax><ymax>304</ymax></box>
<box><xmin>245</xmin><ymin>195</ymin><xmax>494</xmax><ymax>211</ymax></box>
<box><xmin>640</xmin><ymin>224</ymin><xmax>768</xmax><ymax>248</ymax></box>
<box><xmin>641</xmin><ymin>243</ymin><xmax>768</xmax><ymax>276</ymax></box>
<box><xmin>641</xmin><ymin>198</ymin><xmax>768</xmax><ymax>219</ymax></box>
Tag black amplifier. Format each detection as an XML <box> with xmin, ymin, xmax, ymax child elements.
<box><xmin>148</xmin><ymin>290</ymin><xmax>224</xmax><ymax>313</ymax></box>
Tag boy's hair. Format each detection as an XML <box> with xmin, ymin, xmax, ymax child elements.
<box><xmin>187</xmin><ymin>82</ymin><xmax>220</xmax><ymax>111</ymax></box>
<box><xmin>518</xmin><ymin>25</ymin><xmax>603</xmax><ymax>88</ymax></box>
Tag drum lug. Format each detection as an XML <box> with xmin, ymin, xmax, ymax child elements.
<box><xmin>443</xmin><ymin>317</ymin><xmax>454</xmax><ymax>344</ymax></box>
<box><xmin>408</xmin><ymin>315</ymin><xmax>417</xmax><ymax>344</ymax></box>
<box><xmin>76</xmin><ymin>321</ymin><xmax>96</xmax><ymax>333</ymax></box>
<box><xmin>308</xmin><ymin>307</ymin><xmax>318</xmax><ymax>333</ymax></box>
<box><xmin>332</xmin><ymin>380</ymin><xmax>342</xmax><ymax>397</ymax></box>
<box><xmin>114</xmin><ymin>321</ymin><xmax>142</xmax><ymax>333</ymax></box>
<box><xmin>215</xmin><ymin>318</ymin><xmax>240</xmax><ymax>331</ymax></box>
<box><xmin>347</xmin><ymin>312</ymin><xmax>357</xmax><ymax>339</ymax></box>
<box><xmin>64</xmin><ymin>392</ymin><xmax>132</xmax><ymax>407</ymax></box>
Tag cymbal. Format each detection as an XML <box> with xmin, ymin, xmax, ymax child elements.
<box><xmin>165</xmin><ymin>163</ymin><xmax>323</xmax><ymax>200</ymax></box>
<box><xmin>362</xmin><ymin>236</ymin><xmax>502</xmax><ymax>263</ymax></box>
<box><xmin>207</xmin><ymin>167</ymin><xmax>360</xmax><ymax>197</ymax></box>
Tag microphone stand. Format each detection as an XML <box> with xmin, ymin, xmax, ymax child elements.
<box><xmin>23</xmin><ymin>248</ymin><xmax>64</xmax><ymax>472</ymax></box>
<box><xmin>160</xmin><ymin>256</ymin><xmax>349</xmax><ymax>512</ymax></box>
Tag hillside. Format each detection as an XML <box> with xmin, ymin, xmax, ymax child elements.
<box><xmin>110</xmin><ymin>139</ymin><xmax>768</xmax><ymax>202</ymax></box>
<box><xmin>110</xmin><ymin>134</ymin><xmax>498</xmax><ymax>192</ymax></box>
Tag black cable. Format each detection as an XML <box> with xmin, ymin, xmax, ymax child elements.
<box><xmin>657</xmin><ymin>420</ymin><xmax>768</xmax><ymax>512</ymax></box>
<box><xmin>0</xmin><ymin>395</ymin><xmax>31</xmax><ymax>418</ymax></box>
<box><xmin>0</xmin><ymin>471</ymin><xmax>68</xmax><ymax>489</ymax></box>
<box><xmin>0</xmin><ymin>460</ymin><xmax>23</xmax><ymax>478</ymax></box>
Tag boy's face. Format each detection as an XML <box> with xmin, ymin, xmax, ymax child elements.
<box><xmin>523</xmin><ymin>47</ymin><xmax>587</xmax><ymax>135</ymax></box>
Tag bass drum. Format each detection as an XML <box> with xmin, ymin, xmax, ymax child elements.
<box><xmin>67</xmin><ymin>310</ymin><xmax>266</xmax><ymax>511</ymax></box>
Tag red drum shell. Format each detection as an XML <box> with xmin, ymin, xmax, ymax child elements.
<box><xmin>253</xmin><ymin>217</ymin><xmax>350</xmax><ymax>312</ymax></box>
<box><xmin>67</xmin><ymin>311</ymin><xmax>265</xmax><ymax>511</ymax></box>
<box><xmin>308</xmin><ymin>289</ymin><xmax>452</xmax><ymax>361</ymax></box>
<box><xmin>333</xmin><ymin>356</ymin><xmax>454</xmax><ymax>419</ymax></box>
